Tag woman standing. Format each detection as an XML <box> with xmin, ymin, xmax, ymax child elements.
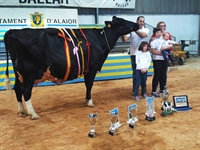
<box><xmin>150</xmin><ymin>28</ymin><xmax>173</xmax><ymax>97</ymax></box>
<box><xmin>134</xmin><ymin>41</ymin><xmax>151</xmax><ymax>101</ymax></box>
<box><xmin>150</xmin><ymin>21</ymin><xmax>173</xmax><ymax>93</ymax></box>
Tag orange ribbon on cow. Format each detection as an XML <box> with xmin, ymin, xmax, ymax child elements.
<box><xmin>58</xmin><ymin>28</ymin><xmax>71</xmax><ymax>83</ymax></box>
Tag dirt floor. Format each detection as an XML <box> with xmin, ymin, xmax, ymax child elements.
<box><xmin>0</xmin><ymin>57</ymin><xmax>200</xmax><ymax>150</ymax></box>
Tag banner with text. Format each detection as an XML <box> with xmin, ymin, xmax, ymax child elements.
<box><xmin>0</xmin><ymin>0</ymin><xmax>135</xmax><ymax>8</ymax></box>
<box><xmin>0</xmin><ymin>8</ymin><xmax>78</xmax><ymax>30</ymax></box>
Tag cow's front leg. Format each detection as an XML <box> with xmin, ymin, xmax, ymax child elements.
<box><xmin>84</xmin><ymin>70</ymin><xmax>97</xmax><ymax>107</ymax></box>
<box><xmin>25</xmin><ymin>99</ymin><xmax>40</xmax><ymax>120</ymax></box>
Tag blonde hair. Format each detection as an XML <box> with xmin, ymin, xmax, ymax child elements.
<box><xmin>156</xmin><ymin>21</ymin><xmax>166</xmax><ymax>28</ymax></box>
<box><xmin>162</xmin><ymin>32</ymin><xmax>169</xmax><ymax>37</ymax></box>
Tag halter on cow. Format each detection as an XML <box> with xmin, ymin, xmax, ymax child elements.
<box><xmin>4</xmin><ymin>16</ymin><xmax>139</xmax><ymax>119</ymax></box>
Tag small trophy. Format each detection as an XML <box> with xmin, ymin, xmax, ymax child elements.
<box><xmin>127</xmin><ymin>104</ymin><xmax>138</xmax><ymax>128</ymax></box>
<box><xmin>88</xmin><ymin>113</ymin><xmax>97</xmax><ymax>138</ymax></box>
<box><xmin>161</xmin><ymin>92</ymin><xmax>176</xmax><ymax>116</ymax></box>
<box><xmin>145</xmin><ymin>96</ymin><xmax>156</xmax><ymax>121</ymax></box>
<box><xmin>109</xmin><ymin>108</ymin><xmax>121</xmax><ymax>136</ymax></box>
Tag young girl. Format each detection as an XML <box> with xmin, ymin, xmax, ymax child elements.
<box><xmin>134</xmin><ymin>41</ymin><xmax>151</xmax><ymax>101</ymax></box>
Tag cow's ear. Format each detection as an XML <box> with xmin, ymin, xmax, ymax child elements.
<box><xmin>105</xmin><ymin>21</ymin><xmax>112</xmax><ymax>27</ymax></box>
<box><xmin>112</xmin><ymin>16</ymin><xmax>117</xmax><ymax>20</ymax></box>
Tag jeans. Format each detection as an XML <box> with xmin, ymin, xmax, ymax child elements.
<box><xmin>134</xmin><ymin>69</ymin><xmax>147</xmax><ymax>96</ymax></box>
<box><xmin>162</xmin><ymin>49</ymin><xmax>175</xmax><ymax>62</ymax></box>
<box><xmin>130</xmin><ymin>55</ymin><xmax>136</xmax><ymax>91</ymax></box>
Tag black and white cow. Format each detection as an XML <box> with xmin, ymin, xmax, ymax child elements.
<box><xmin>4</xmin><ymin>16</ymin><xmax>139</xmax><ymax>119</ymax></box>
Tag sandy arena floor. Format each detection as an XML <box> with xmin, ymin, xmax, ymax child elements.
<box><xmin>0</xmin><ymin>56</ymin><xmax>200</xmax><ymax>150</ymax></box>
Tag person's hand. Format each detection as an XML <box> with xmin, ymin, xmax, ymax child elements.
<box><xmin>121</xmin><ymin>35</ymin><xmax>127</xmax><ymax>42</ymax></box>
<box><xmin>141</xmin><ymin>68</ymin><xmax>147</xmax><ymax>73</ymax></box>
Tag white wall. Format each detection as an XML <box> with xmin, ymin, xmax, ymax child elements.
<box><xmin>78</xmin><ymin>15</ymin><xmax>95</xmax><ymax>24</ymax></box>
<box><xmin>98</xmin><ymin>14</ymin><xmax>199</xmax><ymax>42</ymax></box>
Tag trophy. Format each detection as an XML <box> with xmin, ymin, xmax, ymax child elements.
<box><xmin>108</xmin><ymin>108</ymin><xmax>121</xmax><ymax>136</ymax></box>
<box><xmin>145</xmin><ymin>96</ymin><xmax>156</xmax><ymax>121</ymax></box>
<box><xmin>127</xmin><ymin>104</ymin><xmax>138</xmax><ymax>128</ymax></box>
<box><xmin>161</xmin><ymin>92</ymin><xmax>176</xmax><ymax>116</ymax></box>
<box><xmin>88</xmin><ymin>113</ymin><xmax>97</xmax><ymax>138</ymax></box>
<box><xmin>109</xmin><ymin>112</ymin><xmax>119</xmax><ymax>136</ymax></box>
<box><xmin>161</xmin><ymin>91</ymin><xmax>169</xmax><ymax>110</ymax></box>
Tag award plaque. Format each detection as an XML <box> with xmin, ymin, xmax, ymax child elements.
<box><xmin>173</xmin><ymin>95</ymin><xmax>192</xmax><ymax>111</ymax></box>
<box><xmin>145</xmin><ymin>96</ymin><xmax>156</xmax><ymax>121</ymax></box>
<box><xmin>127</xmin><ymin>103</ymin><xmax>138</xmax><ymax>128</ymax></box>
<box><xmin>88</xmin><ymin>113</ymin><xmax>97</xmax><ymax>138</ymax></box>
<box><xmin>109</xmin><ymin>108</ymin><xmax>121</xmax><ymax>136</ymax></box>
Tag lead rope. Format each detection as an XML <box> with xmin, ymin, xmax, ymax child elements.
<box><xmin>103</xmin><ymin>28</ymin><xmax>111</xmax><ymax>51</ymax></box>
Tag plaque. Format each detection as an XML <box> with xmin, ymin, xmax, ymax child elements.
<box><xmin>173</xmin><ymin>95</ymin><xmax>192</xmax><ymax>111</ymax></box>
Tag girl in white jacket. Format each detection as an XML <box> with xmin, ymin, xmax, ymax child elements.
<box><xmin>134</xmin><ymin>41</ymin><xmax>151</xmax><ymax>101</ymax></box>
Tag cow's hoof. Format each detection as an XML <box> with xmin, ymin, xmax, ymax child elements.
<box><xmin>30</xmin><ymin>114</ymin><xmax>40</xmax><ymax>120</ymax></box>
<box><xmin>18</xmin><ymin>111</ymin><xmax>28</xmax><ymax>117</ymax></box>
<box><xmin>87</xmin><ymin>99</ymin><xmax>95</xmax><ymax>107</ymax></box>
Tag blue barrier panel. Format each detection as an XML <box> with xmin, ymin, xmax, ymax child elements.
<box><xmin>0</xmin><ymin>30</ymin><xmax>7</xmax><ymax>41</ymax></box>
<box><xmin>0</xmin><ymin>54</ymin><xmax>153</xmax><ymax>90</ymax></box>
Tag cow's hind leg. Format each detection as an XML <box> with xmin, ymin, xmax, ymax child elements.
<box><xmin>84</xmin><ymin>70</ymin><xmax>97</xmax><ymax>107</ymax></box>
<box><xmin>22</xmin><ymin>80</ymin><xmax>40</xmax><ymax>120</ymax></box>
<box><xmin>14</xmin><ymin>80</ymin><xmax>28</xmax><ymax>117</ymax></box>
<box><xmin>15</xmin><ymin>77</ymin><xmax>40</xmax><ymax>120</ymax></box>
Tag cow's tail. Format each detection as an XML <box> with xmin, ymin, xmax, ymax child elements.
<box><xmin>4</xmin><ymin>32</ymin><xmax>12</xmax><ymax>90</ymax></box>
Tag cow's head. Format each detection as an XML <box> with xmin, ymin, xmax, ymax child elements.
<box><xmin>105</xmin><ymin>16</ymin><xmax>139</xmax><ymax>33</ymax></box>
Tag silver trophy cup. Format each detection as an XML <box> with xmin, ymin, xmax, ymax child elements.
<box><xmin>109</xmin><ymin>113</ymin><xmax>118</xmax><ymax>136</ymax></box>
<box><xmin>162</xmin><ymin>92</ymin><xmax>169</xmax><ymax>101</ymax></box>
<box><xmin>129</xmin><ymin>107</ymin><xmax>137</xmax><ymax>128</ymax></box>
<box><xmin>88</xmin><ymin>113</ymin><xmax>97</xmax><ymax>138</ymax></box>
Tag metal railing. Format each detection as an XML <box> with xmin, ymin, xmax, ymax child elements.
<box><xmin>110</xmin><ymin>37</ymin><xmax>130</xmax><ymax>53</ymax></box>
<box><xmin>178</xmin><ymin>40</ymin><xmax>199</xmax><ymax>56</ymax></box>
